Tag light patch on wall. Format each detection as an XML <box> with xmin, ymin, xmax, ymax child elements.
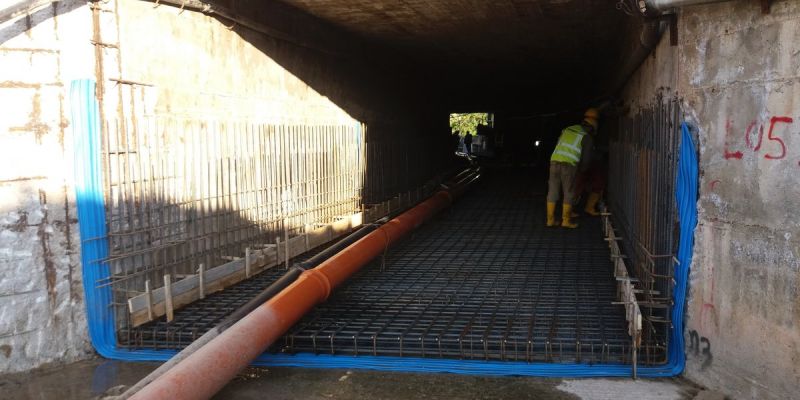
<box><xmin>731</xmin><ymin>237</ymin><xmax>799</xmax><ymax>271</ymax></box>
<box><xmin>706</xmin><ymin>192</ymin><xmax>730</xmax><ymax>216</ymax></box>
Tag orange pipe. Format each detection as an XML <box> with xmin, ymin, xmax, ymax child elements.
<box><xmin>130</xmin><ymin>170</ymin><xmax>479</xmax><ymax>400</ymax></box>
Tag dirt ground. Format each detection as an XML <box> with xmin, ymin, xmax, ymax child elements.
<box><xmin>0</xmin><ymin>358</ymin><xmax>702</xmax><ymax>400</ymax></box>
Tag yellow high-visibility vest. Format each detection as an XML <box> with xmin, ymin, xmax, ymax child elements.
<box><xmin>550</xmin><ymin>125</ymin><xmax>586</xmax><ymax>165</ymax></box>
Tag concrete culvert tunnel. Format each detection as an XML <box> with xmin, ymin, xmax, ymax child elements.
<box><xmin>1</xmin><ymin>1</ymin><xmax>799</xmax><ymax>400</ymax></box>
<box><xmin>125</xmin><ymin>170</ymin><xmax>644</xmax><ymax>362</ymax></box>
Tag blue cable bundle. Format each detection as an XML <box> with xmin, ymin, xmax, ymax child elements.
<box><xmin>666</xmin><ymin>122</ymin><xmax>700</xmax><ymax>374</ymax></box>
<box><xmin>73</xmin><ymin>81</ymin><xmax>699</xmax><ymax>376</ymax></box>
<box><xmin>71</xmin><ymin>79</ymin><xmax>116</xmax><ymax>358</ymax></box>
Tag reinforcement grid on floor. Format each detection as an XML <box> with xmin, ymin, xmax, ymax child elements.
<box><xmin>123</xmin><ymin>173</ymin><xmax>663</xmax><ymax>365</ymax></box>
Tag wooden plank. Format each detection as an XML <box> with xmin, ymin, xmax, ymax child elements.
<box><xmin>131</xmin><ymin>264</ymin><xmax>260</xmax><ymax>327</ymax></box>
<box><xmin>128</xmin><ymin>212</ymin><xmax>363</xmax><ymax>327</ymax></box>
<box><xmin>284</xmin><ymin>218</ymin><xmax>290</xmax><ymax>268</ymax></box>
<box><xmin>129</xmin><ymin>247</ymin><xmax>277</xmax><ymax>315</ymax></box>
<box><xmin>164</xmin><ymin>275</ymin><xmax>174</xmax><ymax>322</ymax></box>
<box><xmin>245</xmin><ymin>247</ymin><xmax>251</xmax><ymax>278</ymax></box>
<box><xmin>306</xmin><ymin>225</ymin><xmax>333</xmax><ymax>250</ymax></box>
<box><xmin>198</xmin><ymin>263</ymin><xmax>205</xmax><ymax>299</ymax></box>
<box><xmin>144</xmin><ymin>280</ymin><xmax>153</xmax><ymax>321</ymax></box>
<box><xmin>602</xmin><ymin>210</ymin><xmax>642</xmax><ymax>371</ymax></box>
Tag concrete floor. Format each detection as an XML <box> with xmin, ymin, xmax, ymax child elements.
<box><xmin>0</xmin><ymin>358</ymin><xmax>702</xmax><ymax>400</ymax></box>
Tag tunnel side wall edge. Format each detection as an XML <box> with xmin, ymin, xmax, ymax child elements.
<box><xmin>621</xmin><ymin>1</ymin><xmax>800</xmax><ymax>399</ymax></box>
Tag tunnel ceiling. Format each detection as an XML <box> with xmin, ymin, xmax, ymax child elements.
<box><xmin>274</xmin><ymin>0</ymin><xmax>636</xmax><ymax>113</ymax></box>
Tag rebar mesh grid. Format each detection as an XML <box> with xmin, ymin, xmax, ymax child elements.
<box><xmin>103</xmin><ymin>117</ymin><xmax>365</xmax><ymax>335</ymax></box>
<box><xmin>120</xmin><ymin>266</ymin><xmax>289</xmax><ymax>349</ymax></box>
<box><xmin>278</xmin><ymin>175</ymin><xmax>641</xmax><ymax>363</ymax></box>
<box><xmin>608</xmin><ymin>96</ymin><xmax>680</xmax><ymax>364</ymax></box>
<box><xmin>363</xmin><ymin>129</ymin><xmax>457</xmax><ymax>205</ymax></box>
<box><xmin>125</xmin><ymin>170</ymin><xmax>654</xmax><ymax>364</ymax></box>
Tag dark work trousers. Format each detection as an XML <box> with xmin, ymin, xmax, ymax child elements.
<box><xmin>547</xmin><ymin>161</ymin><xmax>578</xmax><ymax>204</ymax></box>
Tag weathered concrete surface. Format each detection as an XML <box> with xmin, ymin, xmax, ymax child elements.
<box><xmin>110</xmin><ymin>1</ymin><xmax>356</xmax><ymax>125</ymax></box>
<box><xmin>681</xmin><ymin>2</ymin><xmax>800</xmax><ymax>399</ymax></box>
<box><xmin>0</xmin><ymin>359</ymin><xmax>700</xmax><ymax>400</ymax></box>
<box><xmin>557</xmin><ymin>378</ymin><xmax>699</xmax><ymax>400</ymax></box>
<box><xmin>623</xmin><ymin>1</ymin><xmax>800</xmax><ymax>398</ymax></box>
<box><xmin>0</xmin><ymin>1</ymin><xmax>95</xmax><ymax>374</ymax></box>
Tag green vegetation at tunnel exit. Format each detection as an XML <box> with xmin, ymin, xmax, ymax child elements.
<box><xmin>450</xmin><ymin>113</ymin><xmax>489</xmax><ymax>136</ymax></box>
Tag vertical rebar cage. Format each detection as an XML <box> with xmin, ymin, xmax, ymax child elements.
<box><xmin>607</xmin><ymin>96</ymin><xmax>680</xmax><ymax>364</ymax></box>
<box><xmin>100</xmin><ymin>116</ymin><xmax>367</xmax><ymax>339</ymax></box>
<box><xmin>363</xmin><ymin>130</ymin><xmax>453</xmax><ymax>205</ymax></box>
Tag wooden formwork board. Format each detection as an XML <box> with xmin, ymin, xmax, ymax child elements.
<box><xmin>128</xmin><ymin>213</ymin><xmax>362</xmax><ymax>327</ymax></box>
<box><xmin>128</xmin><ymin>182</ymin><xmax>437</xmax><ymax>327</ymax></box>
<box><xmin>602</xmin><ymin>211</ymin><xmax>642</xmax><ymax>344</ymax></box>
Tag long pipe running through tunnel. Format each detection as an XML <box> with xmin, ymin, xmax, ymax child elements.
<box><xmin>128</xmin><ymin>170</ymin><xmax>480</xmax><ymax>400</ymax></box>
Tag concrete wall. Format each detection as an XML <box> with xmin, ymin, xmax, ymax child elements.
<box><xmin>623</xmin><ymin>1</ymin><xmax>800</xmax><ymax>398</ymax></box>
<box><xmin>0</xmin><ymin>1</ymin><xmax>95</xmax><ymax>373</ymax></box>
<box><xmin>108</xmin><ymin>1</ymin><xmax>358</xmax><ymax>125</ymax></box>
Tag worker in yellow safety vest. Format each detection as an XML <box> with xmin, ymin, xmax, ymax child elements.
<box><xmin>546</xmin><ymin>108</ymin><xmax>599</xmax><ymax>228</ymax></box>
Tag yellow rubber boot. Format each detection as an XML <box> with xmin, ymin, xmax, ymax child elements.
<box><xmin>584</xmin><ymin>192</ymin><xmax>601</xmax><ymax>216</ymax></box>
<box><xmin>561</xmin><ymin>204</ymin><xmax>579</xmax><ymax>229</ymax></box>
<box><xmin>546</xmin><ymin>202</ymin><xmax>557</xmax><ymax>227</ymax></box>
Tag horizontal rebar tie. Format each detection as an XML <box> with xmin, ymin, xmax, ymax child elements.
<box><xmin>124</xmin><ymin>172</ymin><xmax>667</xmax><ymax>365</ymax></box>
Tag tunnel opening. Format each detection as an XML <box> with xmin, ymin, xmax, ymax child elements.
<box><xmin>115</xmin><ymin>101</ymin><xmax>682</xmax><ymax>370</ymax></box>
<box><xmin>67</xmin><ymin>0</ymin><xmax>691</xmax><ymax>378</ymax></box>
<box><xmin>450</xmin><ymin>112</ymin><xmax>493</xmax><ymax>157</ymax></box>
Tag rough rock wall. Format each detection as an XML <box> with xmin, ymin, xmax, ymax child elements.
<box><xmin>623</xmin><ymin>1</ymin><xmax>800</xmax><ymax>398</ymax></box>
<box><xmin>681</xmin><ymin>2</ymin><xmax>800</xmax><ymax>398</ymax></box>
<box><xmin>0</xmin><ymin>1</ymin><xmax>95</xmax><ymax>373</ymax></box>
